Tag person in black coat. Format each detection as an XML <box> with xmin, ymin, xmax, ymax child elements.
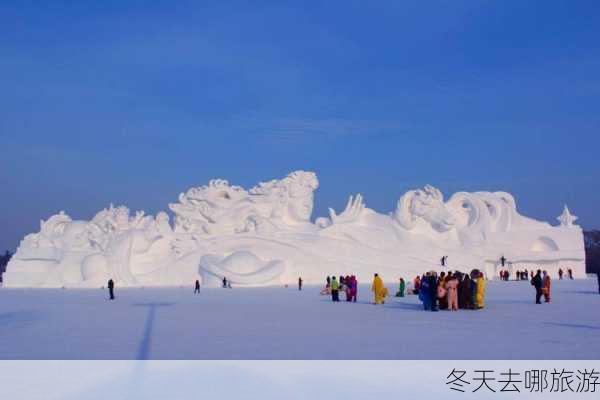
<box><xmin>298</xmin><ymin>277</ymin><xmax>303</xmax><ymax>291</ymax></box>
<box><xmin>531</xmin><ymin>270</ymin><xmax>543</xmax><ymax>304</ymax></box>
<box><xmin>428</xmin><ymin>274</ymin><xmax>439</xmax><ymax>311</ymax></box>
<box><xmin>459</xmin><ymin>274</ymin><xmax>472</xmax><ymax>309</ymax></box>
<box><xmin>194</xmin><ymin>280</ymin><xmax>200</xmax><ymax>294</ymax></box>
<box><xmin>107</xmin><ymin>279</ymin><xmax>115</xmax><ymax>300</ymax></box>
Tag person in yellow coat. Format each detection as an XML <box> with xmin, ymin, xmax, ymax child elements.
<box><xmin>372</xmin><ymin>273</ymin><xmax>388</xmax><ymax>304</ymax></box>
<box><xmin>475</xmin><ymin>272</ymin><xmax>486</xmax><ymax>309</ymax></box>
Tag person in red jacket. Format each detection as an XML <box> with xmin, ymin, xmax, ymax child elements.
<box><xmin>413</xmin><ymin>275</ymin><xmax>421</xmax><ymax>295</ymax></box>
<box><xmin>350</xmin><ymin>275</ymin><xmax>358</xmax><ymax>302</ymax></box>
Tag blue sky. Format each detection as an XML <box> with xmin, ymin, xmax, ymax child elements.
<box><xmin>1</xmin><ymin>1</ymin><xmax>599</xmax><ymax>251</ymax></box>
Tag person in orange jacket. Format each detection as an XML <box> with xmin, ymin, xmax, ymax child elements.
<box><xmin>542</xmin><ymin>270</ymin><xmax>551</xmax><ymax>303</ymax></box>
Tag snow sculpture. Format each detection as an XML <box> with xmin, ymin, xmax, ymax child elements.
<box><xmin>169</xmin><ymin>171</ymin><xmax>319</xmax><ymax>236</ymax></box>
<box><xmin>199</xmin><ymin>251</ymin><xmax>285</xmax><ymax>287</ymax></box>
<box><xmin>328</xmin><ymin>194</ymin><xmax>366</xmax><ymax>225</ymax></box>
<box><xmin>4</xmin><ymin>171</ymin><xmax>586</xmax><ymax>287</ymax></box>
<box><xmin>5</xmin><ymin>205</ymin><xmax>178</xmax><ymax>287</ymax></box>
<box><xmin>394</xmin><ymin>185</ymin><xmax>456</xmax><ymax>234</ymax></box>
<box><xmin>557</xmin><ymin>205</ymin><xmax>578</xmax><ymax>227</ymax></box>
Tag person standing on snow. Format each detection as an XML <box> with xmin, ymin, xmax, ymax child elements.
<box><xmin>531</xmin><ymin>270</ymin><xmax>543</xmax><ymax>304</ymax></box>
<box><xmin>396</xmin><ymin>278</ymin><xmax>405</xmax><ymax>297</ymax></box>
<box><xmin>419</xmin><ymin>273</ymin><xmax>430</xmax><ymax>310</ymax></box>
<box><xmin>437</xmin><ymin>272</ymin><xmax>448</xmax><ymax>310</ymax></box>
<box><xmin>107</xmin><ymin>279</ymin><xmax>115</xmax><ymax>300</ymax></box>
<box><xmin>343</xmin><ymin>275</ymin><xmax>351</xmax><ymax>301</ymax></box>
<box><xmin>350</xmin><ymin>275</ymin><xmax>358</xmax><ymax>302</ymax></box>
<box><xmin>459</xmin><ymin>274</ymin><xmax>472</xmax><ymax>309</ymax></box>
<box><xmin>298</xmin><ymin>277</ymin><xmax>303</xmax><ymax>291</ymax></box>
<box><xmin>445</xmin><ymin>273</ymin><xmax>459</xmax><ymax>311</ymax></box>
<box><xmin>371</xmin><ymin>273</ymin><xmax>387</xmax><ymax>304</ymax></box>
<box><xmin>470</xmin><ymin>273</ymin><xmax>478</xmax><ymax>309</ymax></box>
<box><xmin>475</xmin><ymin>272</ymin><xmax>486</xmax><ymax>309</ymax></box>
<box><xmin>330</xmin><ymin>276</ymin><xmax>339</xmax><ymax>302</ymax></box>
<box><xmin>413</xmin><ymin>275</ymin><xmax>421</xmax><ymax>295</ymax></box>
<box><xmin>542</xmin><ymin>271</ymin><xmax>551</xmax><ymax>303</ymax></box>
<box><xmin>427</xmin><ymin>272</ymin><xmax>439</xmax><ymax>311</ymax></box>
<box><xmin>194</xmin><ymin>280</ymin><xmax>200</xmax><ymax>294</ymax></box>
<box><xmin>558</xmin><ymin>268</ymin><xmax>563</xmax><ymax>280</ymax></box>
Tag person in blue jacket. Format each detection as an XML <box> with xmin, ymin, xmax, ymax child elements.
<box><xmin>419</xmin><ymin>273</ymin><xmax>429</xmax><ymax>310</ymax></box>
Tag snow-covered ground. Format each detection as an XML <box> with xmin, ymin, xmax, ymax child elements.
<box><xmin>0</xmin><ymin>279</ymin><xmax>598</xmax><ymax>359</ymax></box>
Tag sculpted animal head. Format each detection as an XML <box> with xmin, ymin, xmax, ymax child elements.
<box><xmin>394</xmin><ymin>185</ymin><xmax>455</xmax><ymax>233</ymax></box>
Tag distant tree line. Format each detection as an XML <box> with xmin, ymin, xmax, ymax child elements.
<box><xmin>0</xmin><ymin>250</ymin><xmax>12</xmax><ymax>282</ymax></box>
<box><xmin>584</xmin><ymin>230</ymin><xmax>600</xmax><ymax>274</ymax></box>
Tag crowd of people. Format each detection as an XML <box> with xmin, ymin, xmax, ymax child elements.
<box><xmin>103</xmin><ymin>265</ymin><xmax>599</xmax><ymax>303</ymax></box>
<box><xmin>319</xmin><ymin>269</ymin><xmax>488</xmax><ymax>311</ymax></box>
<box><xmin>408</xmin><ymin>270</ymin><xmax>486</xmax><ymax>311</ymax></box>
<box><xmin>321</xmin><ymin>275</ymin><xmax>359</xmax><ymax>302</ymax></box>
<box><xmin>320</xmin><ymin>274</ymin><xmax>389</xmax><ymax>304</ymax></box>
<box><xmin>498</xmin><ymin>267</ymin><xmax>574</xmax><ymax>281</ymax></box>
<box><xmin>530</xmin><ymin>269</ymin><xmax>552</xmax><ymax>304</ymax></box>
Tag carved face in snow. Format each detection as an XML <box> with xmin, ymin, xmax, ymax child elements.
<box><xmin>394</xmin><ymin>185</ymin><xmax>455</xmax><ymax>233</ymax></box>
<box><xmin>286</xmin><ymin>191</ymin><xmax>314</xmax><ymax>222</ymax></box>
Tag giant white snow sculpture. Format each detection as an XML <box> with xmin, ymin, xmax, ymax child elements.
<box><xmin>3</xmin><ymin>171</ymin><xmax>586</xmax><ymax>287</ymax></box>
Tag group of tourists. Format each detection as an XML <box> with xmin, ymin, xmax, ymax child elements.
<box><xmin>321</xmin><ymin>274</ymin><xmax>390</xmax><ymax>304</ymax></box>
<box><xmin>499</xmin><ymin>267</ymin><xmax>573</xmax><ymax>281</ymax></box>
<box><xmin>409</xmin><ymin>270</ymin><xmax>486</xmax><ymax>311</ymax></box>
<box><xmin>530</xmin><ymin>269</ymin><xmax>552</xmax><ymax>304</ymax></box>
<box><xmin>103</xmin><ymin>265</ymin><xmax>599</xmax><ymax>303</ymax></box>
<box><xmin>322</xmin><ymin>275</ymin><xmax>358</xmax><ymax>302</ymax></box>
<box><xmin>558</xmin><ymin>268</ymin><xmax>574</xmax><ymax>280</ymax></box>
<box><xmin>499</xmin><ymin>270</ymin><xmax>532</xmax><ymax>281</ymax></box>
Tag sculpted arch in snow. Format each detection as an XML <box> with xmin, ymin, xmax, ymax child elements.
<box><xmin>531</xmin><ymin>237</ymin><xmax>560</xmax><ymax>252</ymax></box>
<box><xmin>4</xmin><ymin>171</ymin><xmax>586</xmax><ymax>287</ymax></box>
